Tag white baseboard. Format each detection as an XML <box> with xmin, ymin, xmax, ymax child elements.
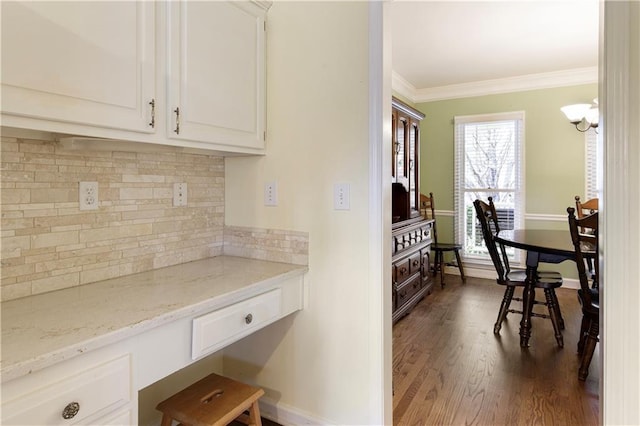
<box><xmin>259</xmin><ymin>396</ymin><xmax>334</xmax><ymax>426</ymax></box>
<box><xmin>444</xmin><ymin>265</ymin><xmax>579</xmax><ymax>290</ymax></box>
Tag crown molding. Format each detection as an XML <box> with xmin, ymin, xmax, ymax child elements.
<box><xmin>251</xmin><ymin>1</ymin><xmax>272</xmax><ymax>11</ymax></box>
<box><xmin>392</xmin><ymin>67</ymin><xmax>598</xmax><ymax>104</ymax></box>
<box><xmin>391</xmin><ymin>71</ymin><xmax>417</xmax><ymax>104</ymax></box>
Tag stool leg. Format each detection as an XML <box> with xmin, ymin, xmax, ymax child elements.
<box><xmin>544</xmin><ymin>288</ymin><xmax>564</xmax><ymax>348</ymax></box>
<box><xmin>431</xmin><ymin>250</ymin><xmax>439</xmax><ymax>277</ymax></box>
<box><xmin>249</xmin><ymin>401</ymin><xmax>262</xmax><ymax>426</ymax></box>
<box><xmin>579</xmin><ymin>317</ymin><xmax>599</xmax><ymax>381</ymax></box>
<box><xmin>439</xmin><ymin>251</ymin><xmax>445</xmax><ymax>288</ymax></box>
<box><xmin>160</xmin><ymin>414</ymin><xmax>173</xmax><ymax>426</ymax></box>
<box><xmin>551</xmin><ymin>289</ymin><xmax>565</xmax><ymax>330</ymax></box>
<box><xmin>454</xmin><ymin>249</ymin><xmax>466</xmax><ymax>283</ymax></box>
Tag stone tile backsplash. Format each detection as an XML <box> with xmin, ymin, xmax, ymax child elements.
<box><xmin>1</xmin><ymin>137</ymin><xmax>308</xmax><ymax>301</ymax></box>
<box><xmin>224</xmin><ymin>226</ymin><xmax>309</xmax><ymax>266</ymax></box>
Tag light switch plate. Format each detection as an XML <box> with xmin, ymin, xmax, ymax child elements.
<box><xmin>173</xmin><ymin>183</ymin><xmax>187</xmax><ymax>206</ymax></box>
<box><xmin>264</xmin><ymin>181</ymin><xmax>278</xmax><ymax>206</ymax></box>
<box><xmin>334</xmin><ymin>183</ymin><xmax>350</xmax><ymax>210</ymax></box>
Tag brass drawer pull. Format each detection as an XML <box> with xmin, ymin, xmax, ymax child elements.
<box><xmin>62</xmin><ymin>402</ymin><xmax>80</xmax><ymax>419</ymax></box>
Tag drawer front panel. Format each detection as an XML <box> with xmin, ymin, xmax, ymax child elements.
<box><xmin>421</xmin><ymin>249</ymin><xmax>431</xmax><ymax>279</ymax></box>
<box><xmin>2</xmin><ymin>355</ymin><xmax>130</xmax><ymax>426</ymax></box>
<box><xmin>393</xmin><ymin>258</ymin><xmax>411</xmax><ymax>283</ymax></box>
<box><xmin>192</xmin><ymin>288</ymin><xmax>282</xmax><ymax>360</ymax></box>
<box><xmin>396</xmin><ymin>274</ymin><xmax>422</xmax><ymax>308</ymax></box>
<box><xmin>408</xmin><ymin>252</ymin><xmax>421</xmax><ymax>275</ymax></box>
<box><xmin>392</xmin><ymin>220</ymin><xmax>433</xmax><ymax>255</ymax></box>
<box><xmin>420</xmin><ymin>223</ymin><xmax>432</xmax><ymax>241</ymax></box>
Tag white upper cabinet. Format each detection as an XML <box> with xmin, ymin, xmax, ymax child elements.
<box><xmin>1</xmin><ymin>2</ymin><xmax>155</xmax><ymax>133</ymax></box>
<box><xmin>1</xmin><ymin>1</ymin><xmax>269</xmax><ymax>154</ymax></box>
<box><xmin>167</xmin><ymin>1</ymin><xmax>266</xmax><ymax>150</ymax></box>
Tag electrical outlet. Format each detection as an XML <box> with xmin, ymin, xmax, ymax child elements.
<box><xmin>173</xmin><ymin>183</ymin><xmax>187</xmax><ymax>206</ymax></box>
<box><xmin>79</xmin><ymin>181</ymin><xmax>99</xmax><ymax>211</ymax></box>
<box><xmin>334</xmin><ymin>183</ymin><xmax>350</xmax><ymax>210</ymax></box>
<box><xmin>264</xmin><ymin>182</ymin><xmax>278</xmax><ymax>206</ymax></box>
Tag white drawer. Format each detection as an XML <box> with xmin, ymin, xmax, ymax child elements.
<box><xmin>1</xmin><ymin>355</ymin><xmax>130</xmax><ymax>426</ymax></box>
<box><xmin>192</xmin><ymin>288</ymin><xmax>282</xmax><ymax>359</ymax></box>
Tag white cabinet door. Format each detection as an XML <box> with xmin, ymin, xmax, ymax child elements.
<box><xmin>1</xmin><ymin>2</ymin><xmax>155</xmax><ymax>133</ymax></box>
<box><xmin>167</xmin><ymin>1</ymin><xmax>266</xmax><ymax>149</ymax></box>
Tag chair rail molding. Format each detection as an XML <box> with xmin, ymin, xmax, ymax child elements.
<box><xmin>524</xmin><ymin>213</ymin><xmax>566</xmax><ymax>222</ymax></box>
<box><xmin>435</xmin><ymin>211</ymin><xmax>568</xmax><ymax>222</ymax></box>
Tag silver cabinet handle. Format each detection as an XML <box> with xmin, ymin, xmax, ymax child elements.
<box><xmin>149</xmin><ymin>99</ymin><xmax>155</xmax><ymax>128</ymax></box>
<box><xmin>245</xmin><ymin>313</ymin><xmax>253</xmax><ymax>324</ymax></box>
<box><xmin>174</xmin><ymin>107</ymin><xmax>180</xmax><ymax>134</ymax></box>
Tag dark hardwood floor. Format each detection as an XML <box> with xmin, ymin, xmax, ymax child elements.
<box><xmin>393</xmin><ymin>275</ymin><xmax>599</xmax><ymax>426</ymax></box>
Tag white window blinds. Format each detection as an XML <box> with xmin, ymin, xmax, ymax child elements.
<box><xmin>585</xmin><ymin>128</ymin><xmax>599</xmax><ymax>199</ymax></box>
<box><xmin>454</xmin><ymin>112</ymin><xmax>525</xmax><ymax>261</ymax></box>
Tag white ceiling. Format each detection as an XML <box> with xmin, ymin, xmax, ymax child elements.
<box><xmin>391</xmin><ymin>0</ymin><xmax>599</xmax><ymax>101</ymax></box>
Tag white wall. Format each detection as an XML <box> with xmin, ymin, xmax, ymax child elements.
<box><xmin>602</xmin><ymin>1</ymin><xmax>640</xmax><ymax>424</ymax></box>
<box><xmin>223</xmin><ymin>2</ymin><xmax>384</xmax><ymax>424</ymax></box>
<box><xmin>223</xmin><ymin>2</ymin><xmax>640</xmax><ymax>425</ymax></box>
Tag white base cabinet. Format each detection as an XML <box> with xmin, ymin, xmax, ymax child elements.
<box><xmin>0</xmin><ymin>1</ymin><xmax>268</xmax><ymax>155</ymax></box>
<box><xmin>1</xmin><ymin>353</ymin><xmax>133</xmax><ymax>426</ymax></box>
<box><xmin>1</xmin><ymin>271</ymin><xmax>304</xmax><ymax>426</ymax></box>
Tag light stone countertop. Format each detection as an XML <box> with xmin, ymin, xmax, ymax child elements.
<box><xmin>0</xmin><ymin>256</ymin><xmax>308</xmax><ymax>383</ymax></box>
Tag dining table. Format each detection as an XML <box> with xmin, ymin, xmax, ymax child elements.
<box><xmin>493</xmin><ymin>229</ymin><xmax>586</xmax><ymax>348</ymax></box>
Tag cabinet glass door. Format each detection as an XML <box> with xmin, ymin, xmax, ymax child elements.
<box><xmin>408</xmin><ymin>120</ymin><xmax>420</xmax><ymax>218</ymax></box>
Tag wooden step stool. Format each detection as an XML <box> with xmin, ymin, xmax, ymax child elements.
<box><xmin>156</xmin><ymin>373</ymin><xmax>265</xmax><ymax>426</ymax></box>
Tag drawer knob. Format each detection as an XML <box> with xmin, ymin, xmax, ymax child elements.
<box><xmin>62</xmin><ymin>402</ymin><xmax>80</xmax><ymax>419</ymax></box>
<box><xmin>245</xmin><ymin>313</ymin><xmax>253</xmax><ymax>324</ymax></box>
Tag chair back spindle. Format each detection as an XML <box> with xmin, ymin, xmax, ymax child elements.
<box><xmin>473</xmin><ymin>198</ymin><xmax>507</xmax><ymax>282</ymax></box>
<box><xmin>567</xmin><ymin>206</ymin><xmax>599</xmax><ymax>380</ymax></box>
<box><xmin>567</xmin><ymin>208</ymin><xmax>599</xmax><ymax>302</ymax></box>
<box><xmin>420</xmin><ymin>192</ymin><xmax>439</xmax><ymax>245</ymax></box>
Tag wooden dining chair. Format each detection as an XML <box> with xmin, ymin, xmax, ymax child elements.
<box><xmin>574</xmin><ymin>195</ymin><xmax>599</xmax><ymax>287</ymax></box>
<box><xmin>567</xmin><ymin>207</ymin><xmax>599</xmax><ymax>381</ymax></box>
<box><xmin>420</xmin><ymin>192</ymin><xmax>466</xmax><ymax>288</ymax></box>
<box><xmin>473</xmin><ymin>198</ymin><xmax>565</xmax><ymax>347</ymax></box>
<box><xmin>575</xmin><ymin>195</ymin><xmax>599</xmax><ymax>219</ymax></box>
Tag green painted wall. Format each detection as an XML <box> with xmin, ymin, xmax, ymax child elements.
<box><xmin>417</xmin><ymin>83</ymin><xmax>597</xmax><ymax>240</ymax></box>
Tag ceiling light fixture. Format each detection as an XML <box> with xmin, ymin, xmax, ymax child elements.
<box><xmin>561</xmin><ymin>98</ymin><xmax>599</xmax><ymax>132</ymax></box>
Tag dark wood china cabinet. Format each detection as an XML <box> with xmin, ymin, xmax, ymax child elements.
<box><xmin>391</xmin><ymin>97</ymin><xmax>434</xmax><ymax>323</ymax></box>
<box><xmin>392</xmin><ymin>99</ymin><xmax>422</xmax><ymax>222</ymax></box>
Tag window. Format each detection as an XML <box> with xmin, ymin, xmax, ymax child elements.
<box><xmin>454</xmin><ymin>112</ymin><xmax>525</xmax><ymax>261</ymax></box>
